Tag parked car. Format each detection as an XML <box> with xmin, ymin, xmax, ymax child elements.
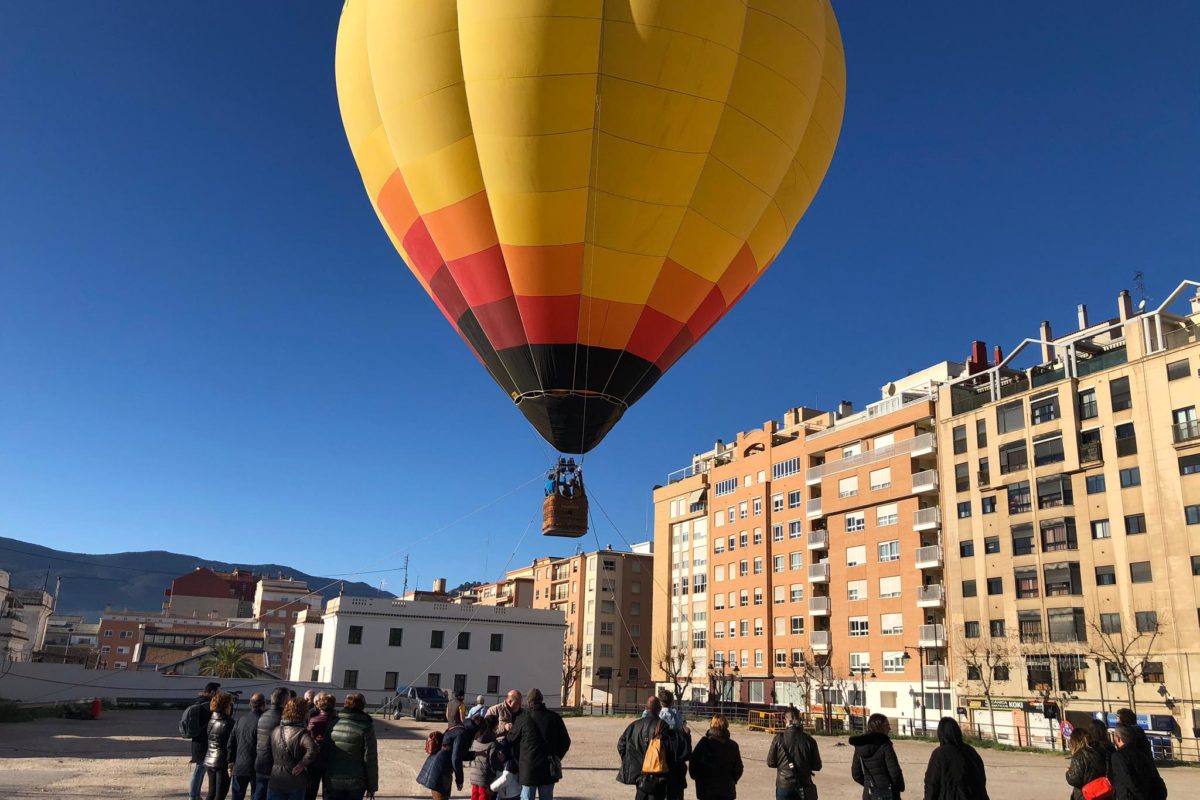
<box><xmin>393</xmin><ymin>686</ymin><xmax>448</xmax><ymax>721</ymax></box>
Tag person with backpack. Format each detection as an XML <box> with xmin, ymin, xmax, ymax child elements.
<box><xmin>417</xmin><ymin>716</ymin><xmax>476</xmax><ymax>799</ymax></box>
<box><xmin>183</xmin><ymin>681</ymin><xmax>221</xmax><ymax>800</ymax></box>
<box><xmin>268</xmin><ymin>698</ymin><xmax>317</xmax><ymax>800</ymax></box>
<box><xmin>922</xmin><ymin>717</ymin><xmax>988</xmax><ymax>800</ymax></box>
<box><xmin>325</xmin><ymin>692</ymin><xmax>379</xmax><ymax>800</ymax></box>
<box><xmin>850</xmin><ymin>713</ymin><xmax>904</xmax><ymax>800</ymax></box>
<box><xmin>256</xmin><ymin>688</ymin><xmax>290</xmax><ymax>799</ymax></box>
<box><xmin>227</xmin><ymin>693</ymin><xmax>265</xmax><ymax>800</ymax></box>
<box><xmin>618</xmin><ymin>696</ymin><xmax>688</xmax><ymax>800</ymax></box>
<box><xmin>305</xmin><ymin>692</ymin><xmax>337</xmax><ymax>800</ymax></box>
<box><xmin>767</xmin><ymin>707</ymin><xmax>822</xmax><ymax>800</ymax></box>
<box><xmin>508</xmin><ymin>688</ymin><xmax>570</xmax><ymax>800</ymax></box>
<box><xmin>1065</xmin><ymin>728</ymin><xmax>1108</xmax><ymax>800</ymax></box>
<box><xmin>204</xmin><ymin>691</ymin><xmax>236</xmax><ymax>800</ymax></box>
<box><xmin>688</xmin><ymin>713</ymin><xmax>743</xmax><ymax>800</ymax></box>
<box><xmin>1110</xmin><ymin>725</ymin><xmax>1167</xmax><ymax>800</ymax></box>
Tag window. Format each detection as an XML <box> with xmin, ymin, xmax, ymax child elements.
<box><xmin>752</xmin><ymin>528</ymin><xmax>763</xmax><ymax>545</ymax></box>
<box><xmin>739</xmin><ymin>590</ymin><xmax>749</xmax><ymax>607</ymax></box>
<box><xmin>1080</xmin><ymin>428</ymin><xmax>1103</xmax><ymax>463</ymax></box>
<box><xmin>962</xmin><ymin>580</ymin><xmax>977</xmax><ymax>598</ymax></box>
<box><xmin>774</xmin><ymin>585</ymin><xmax>785</xmax><ymax>604</ymax></box>
<box><xmin>1114</xmin><ymin>422</ymin><xmax>1138</xmax><ymax>457</ymax></box>
<box><xmin>880</xmin><ymin>612</ymin><xmax>903</xmax><ymax>634</ymax></box>
<box><xmin>774</xmin><ymin>555</ymin><xmax>785</xmax><ymax>573</ymax></box>
<box><xmin>966</xmin><ymin>664</ymin><xmax>982</xmax><ymax>681</ymax></box>
<box><xmin>1143</xmin><ymin>661</ymin><xmax>1165</xmax><ymax>683</ymax></box>
<box><xmin>839</xmin><ymin>476</ymin><xmax>859</xmax><ymax>498</ymax></box>
<box><xmin>1000</xmin><ymin>441</ymin><xmax>1028</xmax><ymax>474</ymax></box>
<box><xmin>1096</xmin><ymin>566</ymin><xmax>1116</xmax><ymax>586</ymax></box>
<box><xmin>986</xmin><ymin>577</ymin><xmax>1003</xmax><ymax>595</ymax></box>
<box><xmin>843</xmin><ymin>441</ymin><xmax>863</xmax><ymax>458</ymax></box>
<box><xmin>870</xmin><ymin>467</ymin><xmax>892</xmax><ymax>490</ymax></box>
<box><xmin>1086</xmin><ymin>474</ymin><xmax>1106</xmax><ymax>494</ymax></box>
<box><xmin>976</xmin><ymin>419</ymin><xmax>988</xmax><ymax>447</ymax></box>
<box><xmin>994</xmin><ymin>664</ymin><xmax>1010</xmax><ymax>681</ymax></box>
<box><xmin>955</xmin><ymin>462</ymin><xmax>970</xmax><ymax>492</ymax></box>
<box><xmin>788</xmin><ymin>490</ymin><xmax>803</xmax><ymax>508</ymax></box>
<box><xmin>989</xmin><ymin>619</ymin><xmax>1006</xmax><ymax>637</ymax></box>
<box><xmin>879</xmin><ymin>576</ymin><xmax>901</xmax><ymax>598</ymax></box>
<box><xmin>486</xmin><ymin>675</ymin><xmax>500</xmax><ymax>694</ymax></box>
<box><xmin>753</xmin><ymin>557</ymin><xmax>763</xmax><ymax>575</ymax></box>
<box><xmin>714</xmin><ymin>537</ymin><xmax>725</xmax><ymax>554</ymax></box>
<box><xmin>771</xmin><ymin>524</ymin><xmax>784</xmax><ymax>543</ymax></box>
<box><xmin>788</xmin><ymin>520</ymin><xmax>803</xmax><ymax>539</ymax></box>
<box><xmin>773</xmin><ymin>457</ymin><xmax>801</xmax><ymax>479</ymax></box>
<box><xmin>953</xmin><ymin>425</ymin><xmax>968</xmax><ymax>454</ymax></box>
<box><xmin>1015</xmin><ymin>567</ymin><xmax>1039</xmax><ymax>598</ymax></box>
<box><xmin>753</xmin><ymin>588</ymin><xmax>763</xmax><ymax>606</ymax></box>
<box><xmin>1129</xmin><ymin>561</ymin><xmax>1152</xmax><ymax>583</ymax></box>
<box><xmin>1030</xmin><ymin>392</ymin><xmax>1059</xmax><ymax>425</ymax></box>
<box><xmin>845</xmin><ymin>512</ymin><xmax>865</xmax><ymax>533</ymax></box>
<box><xmin>1187</xmin><ymin>505</ymin><xmax>1200</xmax><ymax>525</ymax></box>
<box><xmin>1136</xmin><ymin>611</ymin><xmax>1159</xmax><ymax>633</ymax></box>
<box><xmin>997</xmin><ymin>400</ymin><xmax>1024</xmax><ymax>434</ymax></box>
<box><xmin>600</xmin><ymin>622</ymin><xmax>614</xmax><ymax>635</ymax></box>
<box><xmin>714</xmin><ymin>477</ymin><xmax>738</xmax><ymax>496</ymax></box>
<box><xmin>981</xmin><ymin>496</ymin><xmax>996</xmax><ymax>514</ymax></box>
<box><xmin>599</xmin><ymin>643</ymin><xmax>613</xmax><ymax>657</ymax></box>
<box><xmin>1048</xmin><ymin>607</ymin><xmax>1087</xmax><ymax>643</ymax></box>
<box><xmin>876</xmin><ymin>503</ymin><xmax>898</xmax><ymax>526</ymax></box>
<box><xmin>388</xmin><ymin>628</ymin><xmax>403</xmax><ymax>647</ymax></box>
<box><xmin>957</xmin><ymin>501</ymin><xmax>972</xmax><ymax>519</ymax></box>
<box><xmin>960</xmin><ymin>540</ymin><xmax>975</xmax><ymax>558</ymax></box>
<box><xmin>1040</xmin><ymin>518</ymin><xmax>1077</xmax><ymax>552</ymax></box>
<box><xmin>1091</xmin><ymin>519</ymin><xmax>1111</xmax><ymax>540</ymax></box>
<box><xmin>753</xmin><ymin>497</ymin><xmax>762</xmax><ymax>516</ymax></box>
<box><xmin>1110</xmin><ymin>377</ymin><xmax>1132</xmax><ymax>411</ymax></box>
<box><xmin>314</xmin><ymin>633</ymin><xmax>323</xmax><ymax>649</ymax></box>
<box><xmin>984</xmin><ymin>536</ymin><xmax>1000</xmax><ymax>554</ymax></box>
<box><xmin>457</xmin><ymin>632</ymin><xmax>471</xmax><ymax>650</ymax></box>
<box><xmin>849</xmin><ymin>617</ymin><xmax>869</xmax><ymax>637</ymax></box>
<box><xmin>978</xmin><ymin>457</ymin><xmax>991</xmax><ymax>486</ymax></box>
<box><xmin>1044</xmin><ymin>562</ymin><xmax>1081</xmax><ymax>596</ymax></box>
<box><xmin>1099</xmin><ymin>613</ymin><xmax>1121</xmax><ymax>634</ymax></box>
<box><xmin>430</xmin><ymin>630</ymin><xmax>444</xmax><ymax>648</ymax></box>
<box><xmin>1007</xmin><ymin>481</ymin><xmax>1031</xmax><ymax>514</ymax></box>
<box><xmin>790</xmin><ymin>552</ymin><xmax>804</xmax><ymax>571</ymax></box>
<box><xmin>1078</xmin><ymin>388</ymin><xmax>1098</xmax><ymax>420</ymax></box>
<box><xmin>343</xmin><ymin>670</ymin><xmax>358</xmax><ymax>689</ymax></box>
<box><xmin>1167</xmin><ymin>358</ymin><xmax>1190</xmax><ymax>381</ymax></box>
<box><xmin>772</xmin><ymin>493</ymin><xmax>784</xmax><ymax>512</ymax></box>
<box><xmin>1124</xmin><ymin>513</ymin><xmax>1146</xmax><ymax>535</ymax></box>
<box><xmin>739</xmin><ymin>560</ymin><xmax>748</xmax><ymax>577</ymax></box>
<box><xmin>348</xmin><ymin>626</ymin><xmax>363</xmax><ymax>645</ymax></box>
<box><xmin>739</xmin><ymin>620</ymin><xmax>749</xmax><ymax>637</ymax></box>
<box><xmin>1012</xmin><ymin>523</ymin><xmax>1034</xmax><ymax>555</ymax></box>
<box><xmin>1019</xmin><ymin>611</ymin><xmax>1043</xmax><ymax>643</ymax></box>
<box><xmin>791</xmin><ymin>616</ymin><xmax>804</xmax><ymax>635</ymax></box>
<box><xmin>1033</xmin><ymin>434</ymin><xmax>1065</xmax><ymax>466</ymax></box>
<box><xmin>790</xmin><ymin>584</ymin><xmax>803</xmax><ymax>602</ymax></box>
<box><xmin>1181</xmin><ymin>455</ymin><xmax>1200</xmax><ymax>476</ymax></box>
<box><xmin>847</xmin><ymin>545</ymin><xmax>867</xmax><ymax>567</ymax></box>
<box><xmin>877</xmin><ymin>540</ymin><xmax>899</xmax><ymax>563</ymax></box>
<box><xmin>1037</xmin><ymin>475</ymin><xmax>1073</xmax><ymax>509</ymax></box>
<box><xmin>964</xmin><ymin>621</ymin><xmax>980</xmax><ymax>639</ymax></box>
<box><xmin>847</xmin><ymin>580</ymin><xmax>867</xmax><ymax>601</ymax></box>
<box><xmin>754</xmin><ymin>619</ymin><xmax>764</xmax><ymax>636</ymax></box>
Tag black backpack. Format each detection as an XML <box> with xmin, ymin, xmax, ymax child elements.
<box><xmin>179</xmin><ymin>700</ymin><xmax>207</xmax><ymax>739</ymax></box>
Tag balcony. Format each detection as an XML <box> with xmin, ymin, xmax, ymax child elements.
<box><xmin>916</xmin><ymin>585</ymin><xmax>945</xmax><ymax>608</ymax></box>
<box><xmin>0</xmin><ymin>617</ymin><xmax>29</xmax><ymax>640</ymax></box>
<box><xmin>808</xmin><ymin>596</ymin><xmax>830</xmax><ymax>616</ymax></box>
<box><xmin>804</xmin><ymin>432</ymin><xmax>937</xmax><ymax>483</ymax></box>
<box><xmin>1174</xmin><ymin>420</ymin><xmax>1200</xmax><ymax>444</ymax></box>
<box><xmin>915</xmin><ymin>545</ymin><xmax>943</xmax><ymax>570</ymax></box>
<box><xmin>914</xmin><ymin>507</ymin><xmax>941</xmax><ymax>531</ymax></box>
<box><xmin>918</xmin><ymin>624</ymin><xmax>946</xmax><ymax>648</ymax></box>
<box><xmin>811</xmin><ymin>630</ymin><xmax>831</xmax><ymax>653</ymax></box>
<box><xmin>923</xmin><ymin>664</ymin><xmax>948</xmax><ymax>684</ymax></box>
<box><xmin>807</xmin><ymin>530</ymin><xmax>828</xmax><ymax>550</ymax></box>
<box><xmin>910</xmin><ymin>469</ymin><xmax>937</xmax><ymax>494</ymax></box>
<box><xmin>1079</xmin><ymin>440</ymin><xmax>1103</xmax><ymax>464</ymax></box>
<box><xmin>808</xmin><ymin>563</ymin><xmax>830</xmax><ymax>584</ymax></box>
<box><xmin>805</xmin><ymin>497</ymin><xmax>823</xmax><ymax>519</ymax></box>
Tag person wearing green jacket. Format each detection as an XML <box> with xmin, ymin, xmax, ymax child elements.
<box><xmin>325</xmin><ymin>693</ymin><xmax>379</xmax><ymax>800</ymax></box>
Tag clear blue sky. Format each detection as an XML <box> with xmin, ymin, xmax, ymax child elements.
<box><xmin>2</xmin><ymin>3</ymin><xmax>1197</xmax><ymax>595</ymax></box>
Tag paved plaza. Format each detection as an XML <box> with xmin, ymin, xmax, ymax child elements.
<box><xmin>1</xmin><ymin>710</ymin><xmax>1198</xmax><ymax>799</ymax></box>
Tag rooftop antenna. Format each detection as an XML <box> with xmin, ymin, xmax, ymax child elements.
<box><xmin>401</xmin><ymin>554</ymin><xmax>410</xmax><ymax>598</ymax></box>
<box><xmin>1134</xmin><ymin>270</ymin><xmax>1148</xmax><ymax>310</ymax></box>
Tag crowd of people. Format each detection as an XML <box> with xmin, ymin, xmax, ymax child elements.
<box><xmin>181</xmin><ymin>681</ymin><xmax>378</xmax><ymax>800</ymax></box>
<box><xmin>186</xmin><ymin>680</ymin><xmax>1170</xmax><ymax>800</ymax></box>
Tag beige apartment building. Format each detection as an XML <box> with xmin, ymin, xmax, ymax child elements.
<box><xmin>472</xmin><ymin>545</ymin><xmax>654</xmax><ymax>708</ymax></box>
<box><xmin>939</xmin><ymin>282</ymin><xmax>1200</xmax><ymax>751</ymax></box>
<box><xmin>653</xmin><ymin>365</ymin><xmax>960</xmax><ymax>730</ymax></box>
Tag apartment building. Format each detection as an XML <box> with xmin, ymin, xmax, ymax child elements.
<box><xmin>97</xmin><ymin>609</ymin><xmax>237</xmax><ymax>670</ymax></box>
<box><xmin>253</xmin><ymin>576</ymin><xmax>322</xmax><ymax>678</ymax></box>
<box><xmin>165</xmin><ymin>567</ymin><xmax>259</xmax><ymax>619</ymax></box>
<box><xmin>0</xmin><ymin>569</ymin><xmax>32</xmax><ymax>661</ymax></box>
<box><xmin>939</xmin><ymin>282</ymin><xmax>1200</xmax><ymax>750</ymax></box>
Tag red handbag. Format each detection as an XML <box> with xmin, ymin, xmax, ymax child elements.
<box><xmin>1081</xmin><ymin>776</ymin><xmax>1113</xmax><ymax>800</ymax></box>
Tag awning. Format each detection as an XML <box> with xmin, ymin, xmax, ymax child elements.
<box><xmin>689</xmin><ymin>488</ymin><xmax>707</xmax><ymax>504</ymax></box>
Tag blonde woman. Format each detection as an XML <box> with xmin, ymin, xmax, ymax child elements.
<box><xmin>688</xmin><ymin>714</ymin><xmax>743</xmax><ymax>800</ymax></box>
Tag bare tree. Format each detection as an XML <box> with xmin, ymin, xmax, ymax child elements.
<box><xmin>1086</xmin><ymin>609</ymin><xmax>1167</xmax><ymax>712</ymax></box>
<box><xmin>561</xmin><ymin>642</ymin><xmax>583</xmax><ymax>707</ymax></box>
<box><xmin>657</xmin><ymin>634</ymin><xmax>696</xmax><ymax>704</ymax></box>
<box><xmin>954</xmin><ymin>633</ymin><xmax>1013</xmax><ymax>742</ymax></box>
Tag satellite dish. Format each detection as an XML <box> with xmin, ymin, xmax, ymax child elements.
<box><xmin>885</xmin><ymin>382</ymin><xmax>897</xmax><ymax>397</ymax></box>
<box><xmin>1137</xmin><ymin>299</ymin><xmax>1147</xmax><ymax>311</ymax></box>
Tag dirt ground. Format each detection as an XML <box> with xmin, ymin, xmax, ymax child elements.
<box><xmin>1</xmin><ymin>710</ymin><xmax>1197</xmax><ymax>799</ymax></box>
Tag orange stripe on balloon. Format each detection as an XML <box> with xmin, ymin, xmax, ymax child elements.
<box><xmin>503</xmin><ymin>243</ymin><xmax>584</xmax><ymax>297</ymax></box>
<box><xmin>716</xmin><ymin>243</ymin><xmax>759</xmax><ymax>305</ymax></box>
<box><xmin>577</xmin><ymin>296</ymin><xmax>643</xmax><ymax>351</ymax></box>
<box><xmin>375</xmin><ymin>169</ymin><xmax>419</xmax><ymax>241</ymax></box>
<box><xmin>625</xmin><ymin>306</ymin><xmax>685</xmax><ymax>364</ymax></box>
<box><xmin>645</xmin><ymin>259</ymin><xmax>716</xmax><ymax>323</ymax></box>
<box><xmin>446</xmin><ymin>244</ymin><xmax>514</xmax><ymax>307</ymax></box>
<box><xmin>422</xmin><ymin>191</ymin><xmax>501</xmax><ymax>263</ymax></box>
<box><xmin>516</xmin><ymin>294</ymin><xmax>581</xmax><ymax>345</ymax></box>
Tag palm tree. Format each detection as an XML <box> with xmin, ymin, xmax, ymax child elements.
<box><xmin>199</xmin><ymin>642</ymin><xmax>258</xmax><ymax>679</ymax></box>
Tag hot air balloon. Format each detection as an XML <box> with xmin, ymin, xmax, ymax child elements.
<box><xmin>335</xmin><ymin>0</ymin><xmax>846</xmax><ymax>458</ymax></box>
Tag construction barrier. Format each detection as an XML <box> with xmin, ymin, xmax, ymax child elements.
<box><xmin>748</xmin><ymin>710</ymin><xmax>788</xmax><ymax>733</ymax></box>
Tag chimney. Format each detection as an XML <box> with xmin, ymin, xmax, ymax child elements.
<box><xmin>837</xmin><ymin>400</ymin><xmax>853</xmax><ymax>418</ymax></box>
<box><xmin>968</xmin><ymin>341</ymin><xmax>988</xmax><ymax>374</ymax></box>
<box><xmin>433</xmin><ymin>578</ymin><xmax>447</xmax><ymax>594</ymax></box>
<box><xmin>1039</xmin><ymin>320</ymin><xmax>1054</xmax><ymax>363</ymax></box>
<box><xmin>993</xmin><ymin>345</ymin><xmax>1003</xmax><ymax>366</ymax></box>
<box><xmin>1118</xmin><ymin>289</ymin><xmax>1133</xmax><ymax>322</ymax></box>
<box><xmin>1077</xmin><ymin>304</ymin><xmax>1089</xmax><ymax>330</ymax></box>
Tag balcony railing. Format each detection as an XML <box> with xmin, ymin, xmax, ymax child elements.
<box><xmin>915</xmin><ymin>545</ymin><xmax>943</xmax><ymax>569</ymax></box>
<box><xmin>917</xmin><ymin>585</ymin><xmax>945</xmax><ymax>607</ymax></box>
<box><xmin>914</xmin><ymin>507</ymin><xmax>941</xmax><ymax>530</ymax></box>
<box><xmin>923</xmin><ymin>664</ymin><xmax>948</xmax><ymax>684</ymax></box>
<box><xmin>1079</xmin><ymin>441</ymin><xmax>1103</xmax><ymax>464</ymax></box>
<box><xmin>1174</xmin><ymin>420</ymin><xmax>1200</xmax><ymax>444</ymax></box>
<box><xmin>811</xmin><ymin>630</ymin><xmax>831</xmax><ymax>652</ymax></box>
<box><xmin>808</xmin><ymin>596</ymin><xmax>830</xmax><ymax>616</ymax></box>
<box><xmin>912</xmin><ymin>469</ymin><xmax>939</xmax><ymax>493</ymax></box>
<box><xmin>918</xmin><ymin>624</ymin><xmax>946</xmax><ymax>647</ymax></box>
<box><xmin>805</xmin><ymin>498</ymin><xmax>823</xmax><ymax>519</ymax></box>
<box><xmin>805</xmin><ymin>432</ymin><xmax>936</xmax><ymax>483</ymax></box>
<box><xmin>808</xmin><ymin>563</ymin><xmax>830</xmax><ymax>583</ymax></box>
<box><xmin>807</xmin><ymin>530</ymin><xmax>828</xmax><ymax>550</ymax></box>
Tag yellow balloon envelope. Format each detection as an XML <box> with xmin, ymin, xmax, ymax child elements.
<box><xmin>336</xmin><ymin>0</ymin><xmax>846</xmax><ymax>452</ymax></box>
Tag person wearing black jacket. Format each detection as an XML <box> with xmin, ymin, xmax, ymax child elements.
<box><xmin>618</xmin><ymin>697</ymin><xmax>689</xmax><ymax>800</ymax></box>
<box><xmin>228</xmin><ymin>693</ymin><xmax>265</xmax><ymax>800</ymax></box>
<box><xmin>766</xmin><ymin>708</ymin><xmax>822</xmax><ymax>800</ymax></box>
<box><xmin>185</xmin><ymin>682</ymin><xmax>221</xmax><ymax>800</ymax></box>
<box><xmin>1087</xmin><ymin>718</ymin><xmax>1116</xmax><ymax>765</ymax></box>
<box><xmin>1065</xmin><ymin>728</ymin><xmax>1107</xmax><ymax>800</ymax></box>
<box><xmin>688</xmin><ymin>713</ymin><xmax>743</xmax><ymax>800</ymax></box>
<box><xmin>204</xmin><ymin>692</ymin><xmax>235</xmax><ymax>800</ymax></box>
<box><xmin>255</xmin><ymin>687</ymin><xmax>290</xmax><ymax>799</ymax></box>
<box><xmin>922</xmin><ymin>717</ymin><xmax>988</xmax><ymax>800</ymax></box>
<box><xmin>508</xmin><ymin>688</ymin><xmax>571</xmax><ymax>800</ymax></box>
<box><xmin>850</xmin><ymin>714</ymin><xmax>904</xmax><ymax>800</ymax></box>
<box><xmin>1114</xmin><ymin>709</ymin><xmax>1154</xmax><ymax>758</ymax></box>
<box><xmin>1110</xmin><ymin>726</ymin><xmax>1167</xmax><ymax>800</ymax></box>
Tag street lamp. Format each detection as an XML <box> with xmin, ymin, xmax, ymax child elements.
<box><xmin>902</xmin><ymin>645</ymin><xmax>927</xmax><ymax>736</ymax></box>
<box><xmin>731</xmin><ymin>664</ymin><xmax>741</xmax><ymax>709</ymax></box>
<box><xmin>1094</xmin><ymin>656</ymin><xmax>1107</xmax><ymax>719</ymax></box>
<box><xmin>850</xmin><ymin>666</ymin><xmax>876</xmax><ymax>732</ymax></box>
